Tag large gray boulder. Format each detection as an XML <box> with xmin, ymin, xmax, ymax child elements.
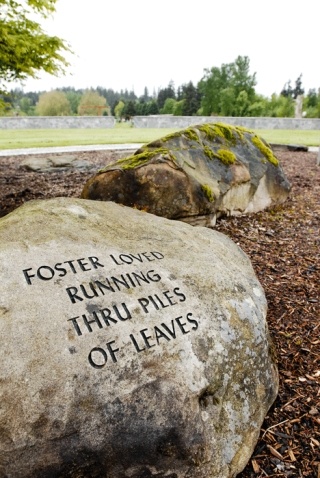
<box><xmin>0</xmin><ymin>198</ymin><xmax>278</xmax><ymax>477</ymax></box>
<box><xmin>81</xmin><ymin>122</ymin><xmax>291</xmax><ymax>226</ymax></box>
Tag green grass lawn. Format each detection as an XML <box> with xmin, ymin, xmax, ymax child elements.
<box><xmin>0</xmin><ymin>123</ymin><xmax>319</xmax><ymax>150</ymax></box>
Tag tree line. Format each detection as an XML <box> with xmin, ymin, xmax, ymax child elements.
<box><xmin>2</xmin><ymin>57</ymin><xmax>320</xmax><ymax>119</ymax></box>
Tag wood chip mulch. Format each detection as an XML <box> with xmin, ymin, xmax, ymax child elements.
<box><xmin>0</xmin><ymin>148</ymin><xmax>319</xmax><ymax>477</ymax></box>
<box><xmin>215</xmin><ymin>150</ymin><xmax>320</xmax><ymax>478</ymax></box>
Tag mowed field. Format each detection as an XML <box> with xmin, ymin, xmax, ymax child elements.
<box><xmin>0</xmin><ymin>123</ymin><xmax>319</xmax><ymax>149</ymax></box>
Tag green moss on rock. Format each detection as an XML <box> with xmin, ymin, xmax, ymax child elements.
<box><xmin>182</xmin><ymin>128</ymin><xmax>200</xmax><ymax>142</ymax></box>
<box><xmin>203</xmin><ymin>146</ymin><xmax>215</xmax><ymax>160</ymax></box>
<box><xmin>99</xmin><ymin>148</ymin><xmax>176</xmax><ymax>172</ymax></box>
<box><xmin>214</xmin><ymin>148</ymin><xmax>236</xmax><ymax>165</ymax></box>
<box><xmin>198</xmin><ymin>122</ymin><xmax>248</xmax><ymax>144</ymax></box>
<box><xmin>198</xmin><ymin>123</ymin><xmax>220</xmax><ymax>142</ymax></box>
<box><xmin>201</xmin><ymin>184</ymin><xmax>215</xmax><ymax>202</ymax></box>
<box><xmin>161</xmin><ymin>131</ymin><xmax>181</xmax><ymax>142</ymax></box>
<box><xmin>161</xmin><ymin>127</ymin><xmax>199</xmax><ymax>144</ymax></box>
<box><xmin>251</xmin><ymin>136</ymin><xmax>279</xmax><ymax>167</ymax></box>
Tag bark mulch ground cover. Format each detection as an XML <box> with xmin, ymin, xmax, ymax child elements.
<box><xmin>0</xmin><ymin>148</ymin><xmax>319</xmax><ymax>477</ymax></box>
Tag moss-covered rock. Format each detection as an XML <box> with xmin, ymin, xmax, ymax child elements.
<box><xmin>81</xmin><ymin>122</ymin><xmax>291</xmax><ymax>226</ymax></box>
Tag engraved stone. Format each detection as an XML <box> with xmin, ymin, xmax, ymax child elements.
<box><xmin>0</xmin><ymin>198</ymin><xmax>278</xmax><ymax>477</ymax></box>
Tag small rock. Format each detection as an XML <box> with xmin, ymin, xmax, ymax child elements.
<box><xmin>19</xmin><ymin>155</ymin><xmax>92</xmax><ymax>172</ymax></box>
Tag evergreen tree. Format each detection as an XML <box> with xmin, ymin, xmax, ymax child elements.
<box><xmin>146</xmin><ymin>100</ymin><xmax>159</xmax><ymax>115</ymax></box>
<box><xmin>281</xmin><ymin>74</ymin><xmax>304</xmax><ymax>99</ymax></box>
<box><xmin>157</xmin><ymin>81</ymin><xmax>175</xmax><ymax>110</ymax></box>
<box><xmin>180</xmin><ymin>81</ymin><xmax>201</xmax><ymax>116</ymax></box>
<box><xmin>122</xmin><ymin>100</ymin><xmax>136</xmax><ymax>120</ymax></box>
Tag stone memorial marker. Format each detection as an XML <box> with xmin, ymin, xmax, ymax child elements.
<box><xmin>0</xmin><ymin>198</ymin><xmax>278</xmax><ymax>478</ymax></box>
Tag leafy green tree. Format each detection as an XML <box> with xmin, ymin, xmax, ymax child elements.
<box><xmin>199</xmin><ymin>56</ymin><xmax>256</xmax><ymax>116</ymax></box>
<box><xmin>114</xmin><ymin>100</ymin><xmax>125</xmax><ymax>120</ymax></box>
<box><xmin>305</xmin><ymin>88</ymin><xmax>318</xmax><ymax>107</ymax></box>
<box><xmin>36</xmin><ymin>90</ymin><xmax>71</xmax><ymax>116</ymax></box>
<box><xmin>19</xmin><ymin>96</ymin><xmax>36</xmax><ymax>115</ymax></box>
<box><xmin>198</xmin><ymin>64</ymin><xmax>231</xmax><ymax>115</ymax></box>
<box><xmin>0</xmin><ymin>87</ymin><xmax>40</xmax><ymax>116</ymax></box>
<box><xmin>247</xmin><ymin>94</ymin><xmax>269</xmax><ymax>116</ymax></box>
<box><xmin>231</xmin><ymin>56</ymin><xmax>256</xmax><ymax>101</ymax></box>
<box><xmin>234</xmin><ymin>90</ymin><xmax>251</xmax><ymax>116</ymax></box>
<box><xmin>263</xmin><ymin>94</ymin><xmax>294</xmax><ymax>117</ymax></box>
<box><xmin>78</xmin><ymin>90</ymin><xmax>109</xmax><ymax>116</ymax></box>
<box><xmin>219</xmin><ymin>87</ymin><xmax>235</xmax><ymax>116</ymax></box>
<box><xmin>62</xmin><ymin>89</ymin><xmax>81</xmax><ymax>115</ymax></box>
<box><xmin>160</xmin><ymin>97</ymin><xmax>176</xmax><ymax>114</ymax></box>
<box><xmin>0</xmin><ymin>87</ymin><xmax>21</xmax><ymax>115</ymax></box>
<box><xmin>303</xmin><ymin>88</ymin><xmax>320</xmax><ymax>118</ymax></box>
<box><xmin>173</xmin><ymin>100</ymin><xmax>185</xmax><ymax>116</ymax></box>
<box><xmin>0</xmin><ymin>0</ymin><xmax>70</xmax><ymax>93</ymax></box>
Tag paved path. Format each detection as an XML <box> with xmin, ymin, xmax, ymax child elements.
<box><xmin>0</xmin><ymin>144</ymin><xmax>143</xmax><ymax>157</ymax></box>
<box><xmin>0</xmin><ymin>144</ymin><xmax>318</xmax><ymax>157</ymax></box>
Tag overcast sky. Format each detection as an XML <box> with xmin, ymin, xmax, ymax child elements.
<box><xmin>16</xmin><ymin>0</ymin><xmax>318</xmax><ymax>98</ymax></box>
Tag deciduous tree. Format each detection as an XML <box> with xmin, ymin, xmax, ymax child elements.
<box><xmin>36</xmin><ymin>90</ymin><xmax>71</xmax><ymax>116</ymax></box>
<box><xmin>160</xmin><ymin>98</ymin><xmax>176</xmax><ymax>114</ymax></box>
<box><xmin>78</xmin><ymin>90</ymin><xmax>109</xmax><ymax>116</ymax></box>
<box><xmin>114</xmin><ymin>100</ymin><xmax>125</xmax><ymax>120</ymax></box>
<box><xmin>199</xmin><ymin>56</ymin><xmax>256</xmax><ymax>116</ymax></box>
<box><xmin>0</xmin><ymin>0</ymin><xmax>70</xmax><ymax>92</ymax></box>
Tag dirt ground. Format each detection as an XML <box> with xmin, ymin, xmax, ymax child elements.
<box><xmin>0</xmin><ymin>149</ymin><xmax>319</xmax><ymax>477</ymax></box>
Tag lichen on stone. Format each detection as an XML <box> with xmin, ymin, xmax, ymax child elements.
<box><xmin>203</xmin><ymin>145</ymin><xmax>215</xmax><ymax>160</ymax></box>
<box><xmin>201</xmin><ymin>184</ymin><xmax>215</xmax><ymax>202</ymax></box>
<box><xmin>161</xmin><ymin>127</ymin><xmax>199</xmax><ymax>144</ymax></box>
<box><xmin>99</xmin><ymin>148</ymin><xmax>176</xmax><ymax>172</ymax></box>
<box><xmin>198</xmin><ymin>123</ymin><xmax>220</xmax><ymax>142</ymax></box>
<box><xmin>251</xmin><ymin>136</ymin><xmax>279</xmax><ymax>167</ymax></box>
<box><xmin>214</xmin><ymin>123</ymin><xmax>240</xmax><ymax>143</ymax></box>
<box><xmin>182</xmin><ymin>128</ymin><xmax>200</xmax><ymax>142</ymax></box>
<box><xmin>198</xmin><ymin>122</ymin><xmax>247</xmax><ymax>145</ymax></box>
<box><xmin>214</xmin><ymin>148</ymin><xmax>237</xmax><ymax>165</ymax></box>
<box><xmin>161</xmin><ymin>131</ymin><xmax>181</xmax><ymax>142</ymax></box>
